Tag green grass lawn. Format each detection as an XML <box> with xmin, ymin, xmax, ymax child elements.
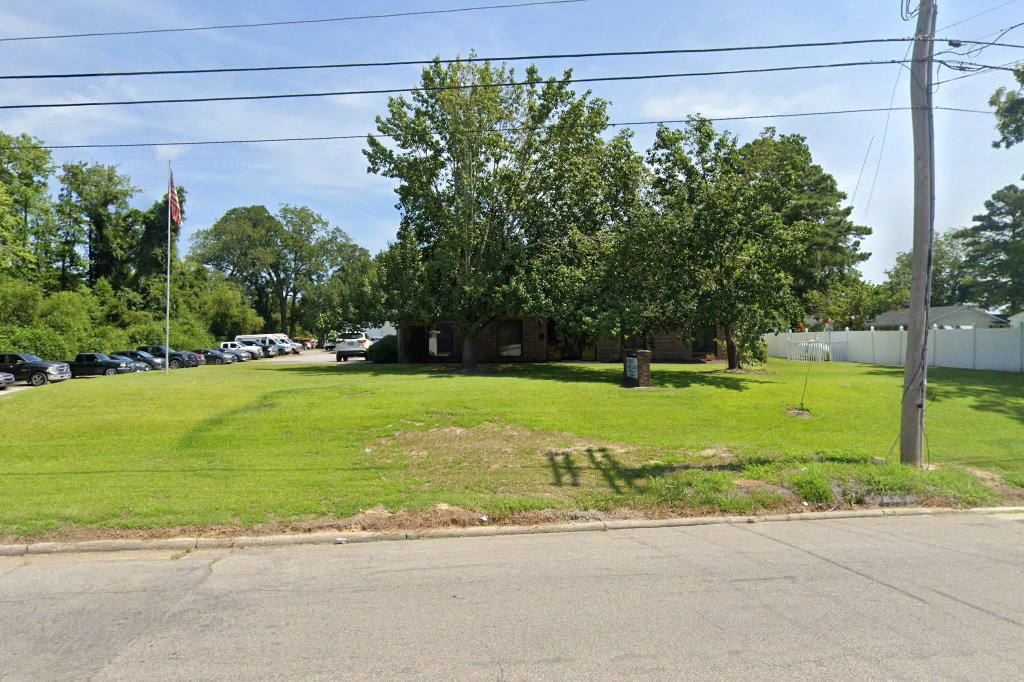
<box><xmin>1</xmin><ymin>358</ymin><xmax>1021</xmax><ymax>540</ymax></box>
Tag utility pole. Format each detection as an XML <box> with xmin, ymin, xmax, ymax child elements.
<box><xmin>901</xmin><ymin>0</ymin><xmax>937</xmax><ymax>468</ymax></box>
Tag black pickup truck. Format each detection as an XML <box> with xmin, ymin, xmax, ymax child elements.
<box><xmin>137</xmin><ymin>345</ymin><xmax>198</xmax><ymax>369</ymax></box>
<box><xmin>64</xmin><ymin>353</ymin><xmax>132</xmax><ymax>377</ymax></box>
<box><xmin>0</xmin><ymin>353</ymin><xmax>73</xmax><ymax>386</ymax></box>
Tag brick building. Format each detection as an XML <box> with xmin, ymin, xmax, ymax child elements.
<box><xmin>398</xmin><ymin>318</ymin><xmax>721</xmax><ymax>364</ymax></box>
<box><xmin>397</xmin><ymin>318</ymin><xmax>549</xmax><ymax>363</ymax></box>
<box><xmin>595</xmin><ymin>329</ymin><xmax>718</xmax><ymax>363</ymax></box>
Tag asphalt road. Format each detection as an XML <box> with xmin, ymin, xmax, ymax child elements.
<box><xmin>1</xmin><ymin>513</ymin><xmax>1022</xmax><ymax>681</ymax></box>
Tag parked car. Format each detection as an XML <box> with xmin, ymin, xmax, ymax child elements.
<box><xmin>65</xmin><ymin>353</ymin><xmax>133</xmax><ymax>377</ymax></box>
<box><xmin>335</xmin><ymin>332</ymin><xmax>372</xmax><ymax>361</ymax></box>
<box><xmin>136</xmin><ymin>346</ymin><xmax>198</xmax><ymax>369</ymax></box>
<box><xmin>250</xmin><ymin>341</ymin><xmax>278</xmax><ymax>357</ymax></box>
<box><xmin>109</xmin><ymin>354</ymin><xmax>151</xmax><ymax>372</ymax></box>
<box><xmin>194</xmin><ymin>349</ymin><xmax>236</xmax><ymax>365</ymax></box>
<box><xmin>0</xmin><ymin>353</ymin><xmax>73</xmax><ymax>386</ymax></box>
<box><xmin>0</xmin><ymin>371</ymin><xmax>15</xmax><ymax>389</ymax></box>
<box><xmin>219</xmin><ymin>341</ymin><xmax>257</xmax><ymax>357</ymax></box>
<box><xmin>236</xmin><ymin>340</ymin><xmax>267</xmax><ymax>358</ymax></box>
<box><xmin>220</xmin><ymin>348</ymin><xmax>251</xmax><ymax>362</ymax></box>
<box><xmin>267</xmin><ymin>341</ymin><xmax>292</xmax><ymax>355</ymax></box>
<box><xmin>235</xmin><ymin>334</ymin><xmax>296</xmax><ymax>354</ymax></box>
<box><xmin>324</xmin><ymin>336</ymin><xmax>336</xmax><ymax>352</ymax></box>
<box><xmin>112</xmin><ymin>350</ymin><xmax>166</xmax><ymax>370</ymax></box>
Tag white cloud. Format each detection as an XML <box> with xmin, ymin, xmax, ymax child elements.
<box><xmin>640</xmin><ymin>83</ymin><xmax>845</xmax><ymax>122</ymax></box>
<box><xmin>154</xmin><ymin>145</ymin><xmax>189</xmax><ymax>162</ymax></box>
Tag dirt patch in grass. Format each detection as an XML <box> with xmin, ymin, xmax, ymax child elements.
<box><xmin>964</xmin><ymin>467</ymin><xmax>1024</xmax><ymax>505</ymax></box>
<box><xmin>734</xmin><ymin>478</ymin><xmax>795</xmax><ymax>499</ymax></box>
<box><xmin>387</xmin><ymin>422</ymin><xmax>624</xmax><ymax>461</ymax></box>
<box><xmin>786</xmin><ymin>408</ymin><xmax>813</xmax><ymax>418</ymax></box>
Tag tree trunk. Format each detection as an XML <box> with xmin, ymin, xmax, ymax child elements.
<box><xmin>277</xmin><ymin>291</ymin><xmax>288</xmax><ymax>334</ymax></box>
<box><xmin>287</xmin><ymin>290</ymin><xmax>298</xmax><ymax>337</ymax></box>
<box><xmin>462</xmin><ymin>335</ymin><xmax>476</xmax><ymax>371</ymax></box>
<box><xmin>726</xmin><ymin>325</ymin><xmax>740</xmax><ymax>370</ymax></box>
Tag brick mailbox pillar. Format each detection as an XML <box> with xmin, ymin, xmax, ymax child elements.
<box><xmin>623</xmin><ymin>349</ymin><xmax>652</xmax><ymax>388</ymax></box>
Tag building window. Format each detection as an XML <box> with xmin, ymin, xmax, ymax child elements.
<box><xmin>429</xmin><ymin>324</ymin><xmax>454</xmax><ymax>357</ymax></box>
<box><xmin>498</xmin><ymin>320</ymin><xmax>523</xmax><ymax>358</ymax></box>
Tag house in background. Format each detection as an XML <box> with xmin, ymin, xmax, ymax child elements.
<box><xmin>1009</xmin><ymin>311</ymin><xmax>1024</xmax><ymax>328</ymax></box>
<box><xmin>396</xmin><ymin>319</ymin><xmax>721</xmax><ymax>364</ymax></box>
<box><xmin>397</xmin><ymin>319</ymin><xmax>549</xmax><ymax>364</ymax></box>
<box><xmin>595</xmin><ymin>329</ymin><xmax>719</xmax><ymax>362</ymax></box>
<box><xmin>870</xmin><ymin>305</ymin><xmax>1006</xmax><ymax>329</ymax></box>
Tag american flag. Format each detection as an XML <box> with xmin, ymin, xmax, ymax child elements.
<box><xmin>168</xmin><ymin>171</ymin><xmax>182</xmax><ymax>226</ymax></box>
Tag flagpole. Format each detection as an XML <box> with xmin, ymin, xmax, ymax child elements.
<box><xmin>165</xmin><ymin>160</ymin><xmax>171</xmax><ymax>374</ymax></box>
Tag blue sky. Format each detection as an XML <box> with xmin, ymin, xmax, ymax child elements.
<box><xmin>2</xmin><ymin>0</ymin><xmax>1022</xmax><ymax>283</ymax></box>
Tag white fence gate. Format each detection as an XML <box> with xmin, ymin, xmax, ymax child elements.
<box><xmin>765</xmin><ymin>326</ymin><xmax>1024</xmax><ymax>373</ymax></box>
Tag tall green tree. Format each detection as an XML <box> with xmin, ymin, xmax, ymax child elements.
<box><xmin>953</xmin><ymin>180</ymin><xmax>1024</xmax><ymax>314</ymax></box>
<box><xmin>193</xmin><ymin>204</ymin><xmax>358</xmax><ymax>334</ymax></box>
<box><xmin>135</xmin><ymin>186</ymin><xmax>185</xmax><ymax>282</ymax></box>
<box><xmin>57</xmin><ymin>162</ymin><xmax>140</xmax><ymax>289</ymax></box>
<box><xmin>647</xmin><ymin>117</ymin><xmax>799</xmax><ymax>368</ymax></box>
<box><xmin>276</xmin><ymin>204</ymin><xmax>360</xmax><ymax>335</ymax></box>
<box><xmin>192</xmin><ymin>205</ymin><xmax>285</xmax><ymax>330</ymax></box>
<box><xmin>0</xmin><ymin>132</ymin><xmax>56</xmax><ymax>280</ymax></box>
<box><xmin>803</xmin><ymin>274</ymin><xmax>889</xmax><ymax>330</ymax></box>
<box><xmin>600</xmin><ymin>202</ymin><xmax>699</xmax><ymax>347</ymax></box>
<box><xmin>878</xmin><ymin>232</ymin><xmax>972</xmax><ymax>311</ymax></box>
<box><xmin>738</xmin><ymin>129</ymin><xmax>870</xmax><ymax>306</ymax></box>
<box><xmin>366</xmin><ymin>57</ymin><xmax>620</xmax><ymax>367</ymax></box>
<box><xmin>990</xmin><ymin>67</ymin><xmax>1024</xmax><ymax>148</ymax></box>
<box><xmin>301</xmin><ymin>245</ymin><xmax>378</xmax><ymax>340</ymax></box>
<box><xmin>525</xmin><ymin>126</ymin><xmax>649</xmax><ymax>351</ymax></box>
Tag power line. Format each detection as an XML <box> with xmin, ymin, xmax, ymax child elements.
<box><xmin>8</xmin><ymin>37</ymin><xmax>1022</xmax><ymax>83</ymax></box>
<box><xmin>850</xmin><ymin>134</ymin><xmax>875</xmax><ymax>205</ymax></box>
<box><xmin>0</xmin><ymin>0</ymin><xmax>593</xmax><ymax>43</ymax></box>
<box><xmin>935</xmin><ymin>56</ymin><xmax>1024</xmax><ymax>84</ymax></box>
<box><xmin>936</xmin><ymin>0</ymin><xmax>1019</xmax><ymax>32</ymax></box>
<box><xmin>0</xmin><ymin>59</ymin><xmax>924</xmax><ymax>111</ymax></box>
<box><xmin>0</xmin><ymin>38</ymin><xmax>920</xmax><ymax>81</ymax></box>
<box><xmin>22</xmin><ymin>106</ymin><xmax>992</xmax><ymax>150</ymax></box>
<box><xmin>863</xmin><ymin>40</ymin><xmax>912</xmax><ymax>220</ymax></box>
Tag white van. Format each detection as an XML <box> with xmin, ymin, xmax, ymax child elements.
<box><xmin>236</xmin><ymin>334</ymin><xmax>296</xmax><ymax>354</ymax></box>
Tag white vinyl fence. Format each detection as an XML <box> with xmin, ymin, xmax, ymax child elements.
<box><xmin>764</xmin><ymin>326</ymin><xmax>1024</xmax><ymax>373</ymax></box>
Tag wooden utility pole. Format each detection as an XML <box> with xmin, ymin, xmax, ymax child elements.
<box><xmin>901</xmin><ymin>0</ymin><xmax>937</xmax><ymax>468</ymax></box>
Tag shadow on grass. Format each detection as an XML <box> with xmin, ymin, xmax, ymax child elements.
<box><xmin>545</xmin><ymin>447</ymin><xmax>738</xmax><ymax>491</ymax></box>
<box><xmin>546</xmin><ymin>447</ymin><xmax>648</xmax><ymax>491</ymax></box>
<box><xmin>264</xmin><ymin>361</ymin><xmax>763</xmax><ymax>391</ymax></box>
<box><xmin>863</xmin><ymin>365</ymin><xmax>1024</xmax><ymax>425</ymax></box>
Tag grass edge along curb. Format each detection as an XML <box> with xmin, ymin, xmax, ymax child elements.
<box><xmin>3</xmin><ymin>506</ymin><xmax>1022</xmax><ymax>558</ymax></box>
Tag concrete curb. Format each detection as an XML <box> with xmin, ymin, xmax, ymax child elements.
<box><xmin>2</xmin><ymin>506</ymin><xmax>1022</xmax><ymax>557</ymax></box>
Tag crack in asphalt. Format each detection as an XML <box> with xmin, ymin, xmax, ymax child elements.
<box><xmin>730</xmin><ymin>524</ymin><xmax>934</xmax><ymax>607</ymax></box>
<box><xmin>732</xmin><ymin>523</ymin><xmax>1024</xmax><ymax>632</ymax></box>
<box><xmin>817</xmin><ymin>519</ymin><xmax>1024</xmax><ymax>568</ymax></box>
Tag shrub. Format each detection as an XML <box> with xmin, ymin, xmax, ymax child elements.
<box><xmin>0</xmin><ymin>277</ymin><xmax>44</xmax><ymax>326</ymax></box>
<box><xmin>366</xmin><ymin>334</ymin><xmax>398</xmax><ymax>363</ymax></box>
<box><xmin>0</xmin><ymin>325</ymin><xmax>75</xmax><ymax>359</ymax></box>
<box><xmin>789</xmin><ymin>470</ymin><xmax>836</xmax><ymax>503</ymax></box>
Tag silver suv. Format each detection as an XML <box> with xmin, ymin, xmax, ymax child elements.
<box><xmin>335</xmin><ymin>333</ymin><xmax>372</xmax><ymax>361</ymax></box>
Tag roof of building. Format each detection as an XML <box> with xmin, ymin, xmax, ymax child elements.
<box><xmin>871</xmin><ymin>305</ymin><xmax>1003</xmax><ymax>328</ymax></box>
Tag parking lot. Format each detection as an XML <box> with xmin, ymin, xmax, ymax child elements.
<box><xmin>0</xmin><ymin>348</ymin><xmax>359</xmax><ymax>399</ymax></box>
<box><xmin>270</xmin><ymin>349</ymin><xmax>363</xmax><ymax>366</ymax></box>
